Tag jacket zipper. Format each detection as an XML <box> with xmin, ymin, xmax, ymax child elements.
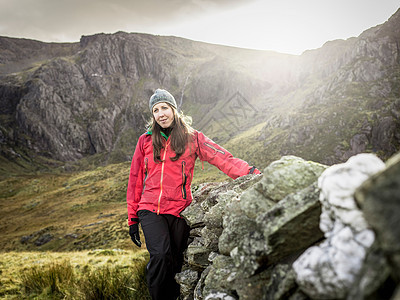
<box><xmin>181</xmin><ymin>161</ymin><xmax>187</xmax><ymax>199</ymax></box>
<box><xmin>204</xmin><ymin>142</ymin><xmax>225</xmax><ymax>155</ymax></box>
<box><xmin>157</xmin><ymin>141</ymin><xmax>170</xmax><ymax>214</ymax></box>
<box><xmin>142</xmin><ymin>158</ymin><xmax>148</xmax><ymax>194</ymax></box>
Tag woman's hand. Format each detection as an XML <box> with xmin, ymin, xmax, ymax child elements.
<box><xmin>129</xmin><ymin>224</ymin><xmax>142</xmax><ymax>247</ymax></box>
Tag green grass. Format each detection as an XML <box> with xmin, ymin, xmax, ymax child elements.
<box><xmin>20</xmin><ymin>260</ymin><xmax>75</xmax><ymax>297</ymax></box>
<box><xmin>1</xmin><ymin>250</ymin><xmax>150</xmax><ymax>299</ymax></box>
<box><xmin>78</xmin><ymin>262</ymin><xmax>149</xmax><ymax>300</ymax></box>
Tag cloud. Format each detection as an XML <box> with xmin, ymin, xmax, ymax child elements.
<box><xmin>0</xmin><ymin>0</ymin><xmax>398</xmax><ymax>54</ymax></box>
<box><xmin>0</xmin><ymin>0</ymin><xmax>249</xmax><ymax>42</ymax></box>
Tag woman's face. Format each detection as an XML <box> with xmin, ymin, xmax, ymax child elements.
<box><xmin>152</xmin><ymin>102</ymin><xmax>175</xmax><ymax>129</ymax></box>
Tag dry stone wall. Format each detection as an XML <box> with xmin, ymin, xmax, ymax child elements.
<box><xmin>177</xmin><ymin>153</ymin><xmax>400</xmax><ymax>300</ymax></box>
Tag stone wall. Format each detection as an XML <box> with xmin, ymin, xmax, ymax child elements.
<box><xmin>177</xmin><ymin>153</ymin><xmax>400</xmax><ymax>300</ymax></box>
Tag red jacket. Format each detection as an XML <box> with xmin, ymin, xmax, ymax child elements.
<box><xmin>126</xmin><ymin>130</ymin><xmax>260</xmax><ymax>225</ymax></box>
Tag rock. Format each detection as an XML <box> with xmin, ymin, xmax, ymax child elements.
<box><xmin>176</xmin><ymin>269</ymin><xmax>200</xmax><ymax>300</ymax></box>
<box><xmin>218</xmin><ymin>213</ymin><xmax>257</xmax><ymax>256</ymax></box>
<box><xmin>201</xmin><ymin>227</ymin><xmax>222</xmax><ymax>252</ymax></box>
<box><xmin>392</xmin><ymin>287</ymin><xmax>400</xmax><ymax>300</ymax></box>
<box><xmin>318</xmin><ymin>154</ymin><xmax>385</xmax><ymax>234</ymax></box>
<box><xmin>183</xmin><ymin>202</ymin><xmax>207</xmax><ymax>229</ymax></box>
<box><xmin>64</xmin><ymin>233</ymin><xmax>78</xmax><ymax>239</ymax></box>
<box><xmin>204</xmin><ymin>190</ymin><xmax>241</xmax><ymax>229</ymax></box>
<box><xmin>194</xmin><ymin>266</ymin><xmax>211</xmax><ymax>300</ymax></box>
<box><xmin>202</xmin><ymin>255</ymin><xmax>237</xmax><ymax>299</ymax></box>
<box><xmin>342</xmin><ymin>133</ymin><xmax>369</xmax><ymax>160</ymax></box>
<box><xmin>355</xmin><ymin>151</ymin><xmax>400</xmax><ymax>280</ymax></box>
<box><xmin>20</xmin><ymin>235</ymin><xmax>33</xmax><ymax>244</ymax></box>
<box><xmin>256</xmin><ymin>182</ymin><xmax>324</xmax><ymax>265</ymax></box>
<box><xmin>252</xmin><ymin>156</ymin><xmax>326</xmax><ymax>203</ymax></box>
<box><xmin>263</xmin><ymin>264</ymin><xmax>307</xmax><ymax>300</ymax></box>
<box><xmin>20</xmin><ymin>226</ymin><xmax>55</xmax><ymax>247</ymax></box>
<box><xmin>182</xmin><ymin>182</ymin><xmax>227</xmax><ymax>228</ymax></box>
<box><xmin>229</xmin><ymin>182</ymin><xmax>324</xmax><ymax>276</ymax></box>
<box><xmin>82</xmin><ymin>221</ymin><xmax>104</xmax><ymax>227</ymax></box>
<box><xmin>34</xmin><ymin>233</ymin><xmax>53</xmax><ymax>246</ymax></box>
<box><xmin>346</xmin><ymin>244</ymin><xmax>391</xmax><ymax>300</ymax></box>
<box><xmin>204</xmin><ymin>292</ymin><xmax>237</xmax><ymax>300</ymax></box>
<box><xmin>293</xmin><ymin>153</ymin><xmax>386</xmax><ymax>299</ymax></box>
<box><xmin>234</xmin><ymin>269</ymin><xmax>270</xmax><ymax>300</ymax></box>
<box><xmin>187</xmin><ymin>240</ymin><xmax>214</xmax><ymax>271</ymax></box>
<box><xmin>371</xmin><ymin>116</ymin><xmax>399</xmax><ymax>154</ymax></box>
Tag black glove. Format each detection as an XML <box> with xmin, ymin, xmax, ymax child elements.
<box><xmin>129</xmin><ymin>224</ymin><xmax>142</xmax><ymax>247</ymax></box>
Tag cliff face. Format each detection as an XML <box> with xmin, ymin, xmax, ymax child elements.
<box><xmin>259</xmin><ymin>9</ymin><xmax>400</xmax><ymax>166</ymax></box>
<box><xmin>0</xmin><ymin>9</ymin><xmax>399</xmax><ymax>172</ymax></box>
<box><xmin>0</xmin><ymin>32</ymin><xmax>282</xmax><ymax>167</ymax></box>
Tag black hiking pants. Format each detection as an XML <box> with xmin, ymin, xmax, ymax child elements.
<box><xmin>138</xmin><ymin>210</ymin><xmax>190</xmax><ymax>300</ymax></box>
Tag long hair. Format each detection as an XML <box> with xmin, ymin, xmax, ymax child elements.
<box><xmin>148</xmin><ymin>104</ymin><xmax>194</xmax><ymax>163</ymax></box>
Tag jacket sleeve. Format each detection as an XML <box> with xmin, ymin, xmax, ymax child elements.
<box><xmin>195</xmin><ymin>131</ymin><xmax>261</xmax><ymax>179</ymax></box>
<box><xmin>127</xmin><ymin>135</ymin><xmax>145</xmax><ymax>225</ymax></box>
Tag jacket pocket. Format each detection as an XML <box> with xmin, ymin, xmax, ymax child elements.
<box><xmin>142</xmin><ymin>158</ymin><xmax>148</xmax><ymax>194</ymax></box>
<box><xmin>181</xmin><ymin>161</ymin><xmax>187</xmax><ymax>199</ymax></box>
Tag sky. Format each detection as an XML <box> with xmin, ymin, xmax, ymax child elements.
<box><xmin>0</xmin><ymin>0</ymin><xmax>399</xmax><ymax>55</ymax></box>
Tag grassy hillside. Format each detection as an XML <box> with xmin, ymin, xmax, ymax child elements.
<box><xmin>0</xmin><ymin>162</ymin><xmax>130</xmax><ymax>252</ymax></box>
<box><xmin>0</xmin><ymin>157</ymin><xmax>230</xmax><ymax>253</ymax></box>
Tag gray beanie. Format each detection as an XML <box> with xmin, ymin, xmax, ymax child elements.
<box><xmin>149</xmin><ymin>89</ymin><xmax>177</xmax><ymax>112</ymax></box>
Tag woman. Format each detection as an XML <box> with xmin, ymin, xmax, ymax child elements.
<box><xmin>127</xmin><ymin>88</ymin><xmax>260</xmax><ymax>300</ymax></box>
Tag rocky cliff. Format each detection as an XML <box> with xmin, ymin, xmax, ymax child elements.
<box><xmin>0</xmin><ymin>9</ymin><xmax>400</xmax><ymax>173</ymax></box>
<box><xmin>278</xmin><ymin>9</ymin><xmax>400</xmax><ymax>165</ymax></box>
<box><xmin>177</xmin><ymin>151</ymin><xmax>400</xmax><ymax>300</ymax></box>
<box><xmin>0</xmin><ymin>32</ymin><xmax>282</xmax><ymax>170</ymax></box>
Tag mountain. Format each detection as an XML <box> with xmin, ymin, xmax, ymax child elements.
<box><xmin>0</xmin><ymin>9</ymin><xmax>399</xmax><ymax>175</ymax></box>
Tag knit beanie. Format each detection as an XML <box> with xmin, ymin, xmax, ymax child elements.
<box><xmin>149</xmin><ymin>89</ymin><xmax>177</xmax><ymax>112</ymax></box>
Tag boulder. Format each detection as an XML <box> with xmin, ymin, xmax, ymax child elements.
<box><xmin>202</xmin><ymin>254</ymin><xmax>237</xmax><ymax>299</ymax></box>
<box><xmin>249</xmin><ymin>156</ymin><xmax>326</xmax><ymax>203</ymax></box>
<box><xmin>293</xmin><ymin>153</ymin><xmax>387</xmax><ymax>299</ymax></box>
<box><xmin>263</xmin><ymin>264</ymin><xmax>308</xmax><ymax>300</ymax></box>
<box><xmin>176</xmin><ymin>269</ymin><xmax>200</xmax><ymax>300</ymax></box>
<box><xmin>355</xmin><ymin>151</ymin><xmax>400</xmax><ymax>281</ymax></box>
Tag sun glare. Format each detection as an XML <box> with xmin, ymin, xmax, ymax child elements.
<box><xmin>154</xmin><ymin>0</ymin><xmax>399</xmax><ymax>55</ymax></box>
